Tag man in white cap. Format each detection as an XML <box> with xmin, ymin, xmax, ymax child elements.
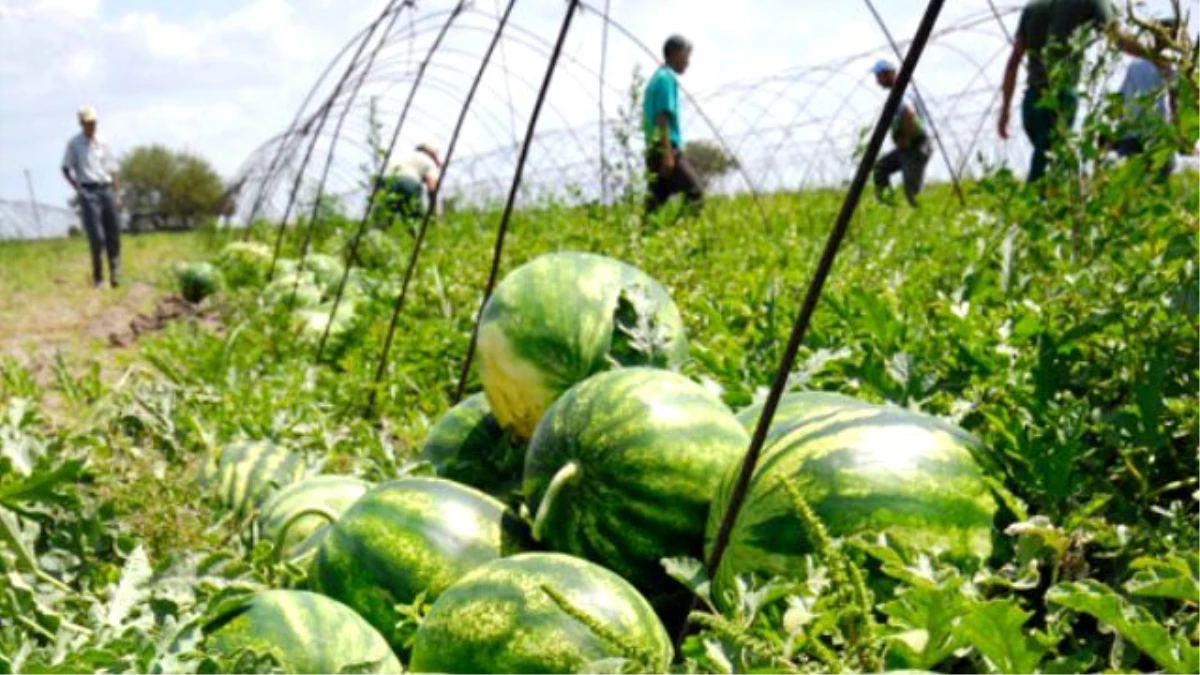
<box><xmin>870</xmin><ymin>59</ymin><xmax>933</xmax><ymax>207</ymax></box>
<box><xmin>379</xmin><ymin>141</ymin><xmax>441</xmax><ymax>233</ymax></box>
<box><xmin>62</xmin><ymin>105</ymin><xmax>124</xmax><ymax>288</ymax></box>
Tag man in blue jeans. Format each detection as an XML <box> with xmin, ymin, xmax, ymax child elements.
<box><xmin>62</xmin><ymin>105</ymin><xmax>124</xmax><ymax>288</ymax></box>
<box><xmin>642</xmin><ymin>34</ymin><xmax>703</xmax><ymax>219</ymax></box>
<box><xmin>998</xmin><ymin>0</ymin><xmax>1159</xmax><ymax>183</ymax></box>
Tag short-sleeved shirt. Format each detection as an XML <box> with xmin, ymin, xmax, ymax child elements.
<box><xmin>388</xmin><ymin>151</ymin><xmax>438</xmax><ymax>184</ymax></box>
<box><xmin>1017</xmin><ymin>0</ymin><xmax>1115</xmax><ymax>92</ymax></box>
<box><xmin>62</xmin><ymin>132</ymin><xmax>117</xmax><ymax>185</ymax></box>
<box><xmin>1120</xmin><ymin>57</ymin><xmax>1171</xmax><ymax>128</ymax></box>
<box><xmin>892</xmin><ymin>91</ymin><xmax>929</xmax><ymax>141</ymax></box>
<box><xmin>643</xmin><ymin>65</ymin><xmax>682</xmax><ymax>149</ymax></box>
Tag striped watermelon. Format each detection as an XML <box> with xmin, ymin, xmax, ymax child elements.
<box><xmin>418</xmin><ymin>392</ymin><xmax>524</xmax><ymax>500</ymax></box>
<box><xmin>204</xmin><ymin>589</ymin><xmax>401</xmax><ymax>674</ymax></box>
<box><xmin>707</xmin><ymin>393</ymin><xmax>999</xmax><ymax>610</ymax></box>
<box><xmin>476</xmin><ymin>251</ymin><xmax>689</xmax><ymax>440</ymax></box>
<box><xmin>410</xmin><ymin>552</ymin><xmax>672</xmax><ymax>674</ymax></box>
<box><xmin>309</xmin><ymin>477</ymin><xmax>528</xmax><ymax>651</ymax></box>
<box><xmin>197</xmin><ymin>440</ymin><xmax>308</xmax><ymax>519</ymax></box>
<box><xmin>524</xmin><ymin>367</ymin><xmax>748</xmax><ymax>594</ymax></box>
<box><xmin>255</xmin><ymin>475</ymin><xmax>372</xmax><ymax>563</ymax></box>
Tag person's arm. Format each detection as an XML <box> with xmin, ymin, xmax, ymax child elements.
<box><xmin>424</xmin><ymin>171</ymin><xmax>439</xmax><ymax>215</ymax></box>
<box><xmin>999</xmin><ymin>35</ymin><xmax>1026</xmax><ymax>140</ymax></box>
<box><xmin>61</xmin><ymin>142</ymin><xmax>80</xmax><ymax>193</ymax></box>
<box><xmin>656</xmin><ymin>112</ymin><xmax>676</xmax><ymax>173</ymax></box>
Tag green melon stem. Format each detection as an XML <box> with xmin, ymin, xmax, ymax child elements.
<box><xmin>532</xmin><ymin>461</ymin><xmax>581</xmax><ymax>543</ymax></box>
<box><xmin>272</xmin><ymin>505</ymin><xmax>340</xmax><ymax>564</ymax></box>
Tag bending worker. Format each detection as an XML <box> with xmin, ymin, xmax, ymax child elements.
<box><xmin>870</xmin><ymin>59</ymin><xmax>933</xmax><ymax>208</ymax></box>
<box><xmin>380</xmin><ymin>141</ymin><xmax>441</xmax><ymax>228</ymax></box>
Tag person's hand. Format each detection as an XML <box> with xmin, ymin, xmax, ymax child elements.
<box><xmin>114</xmin><ymin>192</ymin><xmax>125</xmax><ymax>211</ymax></box>
<box><xmin>998</xmin><ymin>107</ymin><xmax>1011</xmax><ymax>140</ymax></box>
<box><xmin>662</xmin><ymin>149</ymin><xmax>677</xmax><ymax>174</ymax></box>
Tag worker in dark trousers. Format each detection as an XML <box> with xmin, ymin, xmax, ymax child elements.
<box><xmin>999</xmin><ymin>0</ymin><xmax>1161</xmax><ymax>183</ymax></box>
<box><xmin>642</xmin><ymin>34</ymin><xmax>704</xmax><ymax>219</ymax></box>
<box><xmin>870</xmin><ymin>59</ymin><xmax>933</xmax><ymax>208</ymax></box>
<box><xmin>62</xmin><ymin>105</ymin><xmax>124</xmax><ymax>288</ymax></box>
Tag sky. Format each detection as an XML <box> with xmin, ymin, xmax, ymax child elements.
<box><xmin>0</xmin><ymin>0</ymin><xmax>1194</xmax><ymax>235</ymax></box>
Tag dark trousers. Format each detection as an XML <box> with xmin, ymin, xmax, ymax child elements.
<box><xmin>873</xmin><ymin>138</ymin><xmax>933</xmax><ymax>206</ymax></box>
<box><xmin>79</xmin><ymin>184</ymin><xmax>121</xmax><ymax>284</ymax></box>
<box><xmin>644</xmin><ymin>146</ymin><xmax>703</xmax><ymax>217</ymax></box>
<box><xmin>383</xmin><ymin>175</ymin><xmax>425</xmax><ymax>221</ymax></box>
<box><xmin>1113</xmin><ymin>136</ymin><xmax>1175</xmax><ymax>183</ymax></box>
<box><xmin>1022</xmin><ymin>87</ymin><xmax>1080</xmax><ymax>183</ymax></box>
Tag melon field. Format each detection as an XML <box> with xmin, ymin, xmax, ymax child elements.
<box><xmin>1</xmin><ymin>162</ymin><xmax>1197</xmax><ymax>674</ymax></box>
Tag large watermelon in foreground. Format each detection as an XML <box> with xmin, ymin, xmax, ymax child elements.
<box><xmin>419</xmin><ymin>392</ymin><xmax>524</xmax><ymax>500</ymax></box>
<box><xmin>255</xmin><ymin>474</ymin><xmax>372</xmax><ymax>562</ymax></box>
<box><xmin>524</xmin><ymin>367</ymin><xmax>748</xmax><ymax>593</ymax></box>
<box><xmin>309</xmin><ymin>477</ymin><xmax>528</xmax><ymax>651</ymax></box>
<box><xmin>476</xmin><ymin>251</ymin><xmax>689</xmax><ymax>440</ymax></box>
<box><xmin>706</xmin><ymin>393</ymin><xmax>999</xmax><ymax>610</ymax></box>
<box><xmin>410</xmin><ymin>552</ymin><xmax>672</xmax><ymax>674</ymax></box>
<box><xmin>204</xmin><ymin>589</ymin><xmax>401</xmax><ymax>674</ymax></box>
<box><xmin>197</xmin><ymin>440</ymin><xmax>308</xmax><ymax>519</ymax></box>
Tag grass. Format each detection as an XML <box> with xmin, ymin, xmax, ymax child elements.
<box><xmin>0</xmin><ymin>231</ymin><xmax>209</xmax><ymax>366</ymax></box>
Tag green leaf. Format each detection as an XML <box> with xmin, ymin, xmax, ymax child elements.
<box><xmin>662</xmin><ymin>556</ymin><xmax>712</xmax><ymax>607</ymax></box>
<box><xmin>1124</xmin><ymin>554</ymin><xmax>1200</xmax><ymax>602</ymax></box>
<box><xmin>880</xmin><ymin>581</ymin><xmax>975</xmax><ymax>670</ymax></box>
<box><xmin>0</xmin><ymin>458</ymin><xmax>87</xmax><ymax>506</ymax></box>
<box><xmin>953</xmin><ymin>599</ymin><xmax>1048</xmax><ymax>674</ymax></box>
<box><xmin>1047</xmin><ymin>580</ymin><xmax>1199</xmax><ymax>673</ymax></box>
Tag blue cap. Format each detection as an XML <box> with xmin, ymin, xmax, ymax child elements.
<box><xmin>871</xmin><ymin>59</ymin><xmax>895</xmax><ymax>75</ymax></box>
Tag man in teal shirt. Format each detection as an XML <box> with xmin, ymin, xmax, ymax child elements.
<box><xmin>999</xmin><ymin>0</ymin><xmax>1157</xmax><ymax>182</ymax></box>
<box><xmin>643</xmin><ymin>34</ymin><xmax>703</xmax><ymax>218</ymax></box>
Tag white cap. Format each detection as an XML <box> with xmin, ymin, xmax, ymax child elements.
<box><xmin>417</xmin><ymin>140</ymin><xmax>441</xmax><ymax>159</ymax></box>
<box><xmin>78</xmin><ymin>105</ymin><xmax>98</xmax><ymax>122</ymax></box>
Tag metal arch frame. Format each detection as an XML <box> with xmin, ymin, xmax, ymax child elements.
<box><xmin>264</xmin><ymin>1</ymin><xmax>412</xmax><ymax>281</ymax></box>
<box><xmin>863</xmin><ymin>0</ymin><xmax>968</xmax><ymax>206</ymax></box>
<box><xmin>316</xmin><ymin>1</ymin><xmax>471</xmax><ymax>360</ymax></box>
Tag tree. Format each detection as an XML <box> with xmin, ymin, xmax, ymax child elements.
<box><xmin>683</xmin><ymin>139</ymin><xmax>739</xmax><ymax>190</ymax></box>
<box><xmin>119</xmin><ymin>144</ymin><xmax>226</xmax><ymax>231</ymax></box>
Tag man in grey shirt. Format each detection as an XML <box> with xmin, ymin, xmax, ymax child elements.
<box><xmin>62</xmin><ymin>105</ymin><xmax>124</xmax><ymax>288</ymax></box>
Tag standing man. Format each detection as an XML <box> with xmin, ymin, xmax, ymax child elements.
<box><xmin>62</xmin><ymin>105</ymin><xmax>123</xmax><ymax>288</ymax></box>
<box><xmin>642</xmin><ymin>34</ymin><xmax>703</xmax><ymax>219</ymax></box>
<box><xmin>380</xmin><ymin>140</ymin><xmax>441</xmax><ymax>233</ymax></box>
<box><xmin>870</xmin><ymin>60</ymin><xmax>934</xmax><ymax>207</ymax></box>
<box><xmin>998</xmin><ymin>0</ymin><xmax>1158</xmax><ymax>183</ymax></box>
<box><xmin>1111</xmin><ymin>19</ymin><xmax>1179</xmax><ymax>182</ymax></box>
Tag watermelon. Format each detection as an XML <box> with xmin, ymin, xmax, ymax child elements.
<box><xmin>215</xmin><ymin>241</ymin><xmax>273</xmax><ymax>289</ymax></box>
<box><xmin>706</xmin><ymin>393</ymin><xmax>999</xmax><ymax>610</ymax></box>
<box><xmin>263</xmin><ymin>271</ymin><xmax>324</xmax><ymax>309</ymax></box>
<box><xmin>309</xmin><ymin>476</ymin><xmax>528</xmax><ymax>651</ymax></box>
<box><xmin>419</xmin><ymin>392</ymin><xmax>524</xmax><ymax>501</ymax></box>
<box><xmin>294</xmin><ymin>299</ymin><xmax>360</xmax><ymax>354</ymax></box>
<box><xmin>255</xmin><ymin>475</ymin><xmax>372</xmax><ymax>563</ymax></box>
<box><xmin>197</xmin><ymin>440</ymin><xmax>308</xmax><ymax>519</ymax></box>
<box><xmin>176</xmin><ymin>261</ymin><xmax>222</xmax><ymax>303</ymax></box>
<box><xmin>204</xmin><ymin>589</ymin><xmax>401</xmax><ymax>674</ymax></box>
<box><xmin>300</xmin><ymin>253</ymin><xmax>345</xmax><ymax>296</ymax></box>
<box><xmin>476</xmin><ymin>251</ymin><xmax>689</xmax><ymax>440</ymax></box>
<box><xmin>524</xmin><ymin>367</ymin><xmax>748</xmax><ymax>594</ymax></box>
<box><xmin>410</xmin><ymin>552</ymin><xmax>672</xmax><ymax>674</ymax></box>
